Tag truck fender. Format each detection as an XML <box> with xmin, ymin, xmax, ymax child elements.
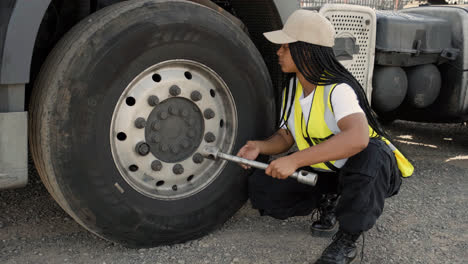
<box><xmin>0</xmin><ymin>0</ymin><xmax>298</xmax><ymax>85</ymax></box>
<box><xmin>0</xmin><ymin>0</ymin><xmax>51</xmax><ymax>84</ymax></box>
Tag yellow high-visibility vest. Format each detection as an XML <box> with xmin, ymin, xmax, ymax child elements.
<box><xmin>282</xmin><ymin>81</ymin><xmax>414</xmax><ymax>177</ymax></box>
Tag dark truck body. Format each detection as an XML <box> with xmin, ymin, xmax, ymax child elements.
<box><xmin>371</xmin><ymin>5</ymin><xmax>468</xmax><ymax>122</ymax></box>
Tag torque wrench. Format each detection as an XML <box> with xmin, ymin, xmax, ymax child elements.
<box><xmin>200</xmin><ymin>146</ymin><xmax>318</xmax><ymax>186</ymax></box>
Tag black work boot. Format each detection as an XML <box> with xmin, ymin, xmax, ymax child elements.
<box><xmin>310</xmin><ymin>194</ymin><xmax>339</xmax><ymax>236</ymax></box>
<box><xmin>314</xmin><ymin>229</ymin><xmax>361</xmax><ymax>264</ymax></box>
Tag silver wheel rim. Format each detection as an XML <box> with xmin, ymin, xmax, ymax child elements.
<box><xmin>110</xmin><ymin>60</ymin><xmax>237</xmax><ymax>200</ymax></box>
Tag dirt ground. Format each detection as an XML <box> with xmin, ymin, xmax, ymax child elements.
<box><xmin>1</xmin><ymin>121</ymin><xmax>467</xmax><ymax>264</ymax></box>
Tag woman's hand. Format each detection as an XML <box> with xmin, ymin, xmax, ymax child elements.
<box><xmin>265</xmin><ymin>155</ymin><xmax>299</xmax><ymax>180</ymax></box>
<box><xmin>236</xmin><ymin>141</ymin><xmax>261</xmax><ymax>169</ymax></box>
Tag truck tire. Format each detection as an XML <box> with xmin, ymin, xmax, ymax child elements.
<box><xmin>29</xmin><ymin>0</ymin><xmax>275</xmax><ymax>246</ymax></box>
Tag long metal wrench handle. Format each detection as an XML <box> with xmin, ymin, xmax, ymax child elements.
<box><xmin>216</xmin><ymin>152</ymin><xmax>318</xmax><ymax>186</ymax></box>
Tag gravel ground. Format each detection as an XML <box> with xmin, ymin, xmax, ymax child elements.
<box><xmin>1</xmin><ymin>121</ymin><xmax>467</xmax><ymax>264</ymax></box>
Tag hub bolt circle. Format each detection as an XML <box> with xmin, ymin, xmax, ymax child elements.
<box><xmin>169</xmin><ymin>85</ymin><xmax>181</xmax><ymax>96</ymax></box>
<box><xmin>136</xmin><ymin>142</ymin><xmax>150</xmax><ymax>156</ymax></box>
<box><xmin>204</xmin><ymin>109</ymin><xmax>215</xmax><ymax>119</ymax></box>
<box><xmin>190</xmin><ymin>91</ymin><xmax>202</xmax><ymax>101</ymax></box>
<box><xmin>171</xmin><ymin>145</ymin><xmax>180</xmax><ymax>154</ymax></box>
<box><xmin>160</xmin><ymin>144</ymin><xmax>169</xmax><ymax>152</ymax></box>
<box><xmin>187</xmin><ymin>130</ymin><xmax>196</xmax><ymax>138</ymax></box>
<box><xmin>173</xmin><ymin>164</ymin><xmax>184</xmax><ymax>175</ymax></box>
<box><xmin>148</xmin><ymin>95</ymin><xmax>160</xmax><ymax>106</ymax></box>
<box><xmin>152</xmin><ymin>122</ymin><xmax>161</xmax><ymax>131</ymax></box>
<box><xmin>182</xmin><ymin>140</ymin><xmax>190</xmax><ymax>149</ymax></box>
<box><xmin>134</xmin><ymin>117</ymin><xmax>146</xmax><ymax>129</ymax></box>
<box><xmin>159</xmin><ymin>111</ymin><xmax>168</xmax><ymax>120</ymax></box>
<box><xmin>204</xmin><ymin>132</ymin><xmax>216</xmax><ymax>143</ymax></box>
<box><xmin>151</xmin><ymin>160</ymin><xmax>163</xmax><ymax>171</ymax></box>
<box><xmin>169</xmin><ymin>106</ymin><xmax>178</xmax><ymax>115</ymax></box>
<box><xmin>193</xmin><ymin>153</ymin><xmax>204</xmax><ymax>164</ymax></box>
<box><xmin>187</xmin><ymin>119</ymin><xmax>196</xmax><ymax>127</ymax></box>
<box><xmin>151</xmin><ymin>134</ymin><xmax>161</xmax><ymax>143</ymax></box>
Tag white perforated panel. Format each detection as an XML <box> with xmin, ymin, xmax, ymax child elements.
<box><xmin>320</xmin><ymin>4</ymin><xmax>377</xmax><ymax>103</ymax></box>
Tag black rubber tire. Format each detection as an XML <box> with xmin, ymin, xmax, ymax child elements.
<box><xmin>29</xmin><ymin>0</ymin><xmax>275</xmax><ymax>247</ymax></box>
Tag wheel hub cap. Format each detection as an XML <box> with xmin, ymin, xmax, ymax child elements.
<box><xmin>145</xmin><ymin>97</ymin><xmax>204</xmax><ymax>163</ymax></box>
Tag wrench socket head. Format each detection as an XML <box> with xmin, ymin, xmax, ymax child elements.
<box><xmin>200</xmin><ymin>146</ymin><xmax>219</xmax><ymax>160</ymax></box>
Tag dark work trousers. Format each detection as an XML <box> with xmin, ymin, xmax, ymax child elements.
<box><xmin>248</xmin><ymin>138</ymin><xmax>402</xmax><ymax>233</ymax></box>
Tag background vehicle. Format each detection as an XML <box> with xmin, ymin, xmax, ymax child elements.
<box><xmin>303</xmin><ymin>0</ymin><xmax>468</xmax><ymax>123</ymax></box>
<box><xmin>1</xmin><ymin>0</ymin><xmax>466</xmax><ymax>246</ymax></box>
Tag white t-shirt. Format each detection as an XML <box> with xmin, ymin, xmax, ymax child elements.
<box><xmin>279</xmin><ymin>79</ymin><xmax>364</xmax><ymax>169</ymax></box>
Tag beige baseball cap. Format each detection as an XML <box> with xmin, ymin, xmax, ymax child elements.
<box><xmin>263</xmin><ymin>9</ymin><xmax>336</xmax><ymax>47</ymax></box>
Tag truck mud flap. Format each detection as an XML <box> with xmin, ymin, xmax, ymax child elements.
<box><xmin>0</xmin><ymin>111</ymin><xmax>28</xmax><ymax>189</ymax></box>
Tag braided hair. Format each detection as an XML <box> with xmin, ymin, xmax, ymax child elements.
<box><xmin>279</xmin><ymin>41</ymin><xmax>387</xmax><ymax>139</ymax></box>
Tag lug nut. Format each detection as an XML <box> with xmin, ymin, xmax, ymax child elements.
<box><xmin>171</xmin><ymin>145</ymin><xmax>180</xmax><ymax>154</ymax></box>
<box><xmin>169</xmin><ymin>106</ymin><xmax>178</xmax><ymax>115</ymax></box>
<box><xmin>204</xmin><ymin>132</ymin><xmax>216</xmax><ymax>143</ymax></box>
<box><xmin>159</xmin><ymin>111</ymin><xmax>168</xmax><ymax>120</ymax></box>
<box><xmin>151</xmin><ymin>160</ymin><xmax>163</xmax><ymax>171</ymax></box>
<box><xmin>150</xmin><ymin>134</ymin><xmax>161</xmax><ymax>143</ymax></box>
<box><xmin>182</xmin><ymin>140</ymin><xmax>190</xmax><ymax>149</ymax></box>
<box><xmin>152</xmin><ymin>121</ymin><xmax>161</xmax><ymax>131</ymax></box>
<box><xmin>173</xmin><ymin>164</ymin><xmax>184</xmax><ymax>175</ymax></box>
<box><xmin>148</xmin><ymin>95</ymin><xmax>159</xmax><ymax>106</ymax></box>
<box><xmin>134</xmin><ymin>117</ymin><xmax>146</xmax><ymax>129</ymax></box>
<box><xmin>204</xmin><ymin>109</ymin><xmax>215</xmax><ymax>119</ymax></box>
<box><xmin>193</xmin><ymin>153</ymin><xmax>204</xmax><ymax>164</ymax></box>
<box><xmin>160</xmin><ymin>144</ymin><xmax>169</xmax><ymax>152</ymax></box>
<box><xmin>187</xmin><ymin>119</ymin><xmax>196</xmax><ymax>127</ymax></box>
<box><xmin>135</xmin><ymin>142</ymin><xmax>150</xmax><ymax>156</ymax></box>
<box><xmin>187</xmin><ymin>130</ymin><xmax>196</xmax><ymax>138</ymax></box>
<box><xmin>190</xmin><ymin>91</ymin><xmax>202</xmax><ymax>101</ymax></box>
<box><xmin>169</xmin><ymin>85</ymin><xmax>181</xmax><ymax>96</ymax></box>
<box><xmin>172</xmin><ymin>185</ymin><xmax>178</xmax><ymax>191</ymax></box>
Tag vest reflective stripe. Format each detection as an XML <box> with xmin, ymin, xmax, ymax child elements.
<box><xmin>293</xmin><ymin>82</ymin><xmax>340</xmax><ymax>171</ymax></box>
